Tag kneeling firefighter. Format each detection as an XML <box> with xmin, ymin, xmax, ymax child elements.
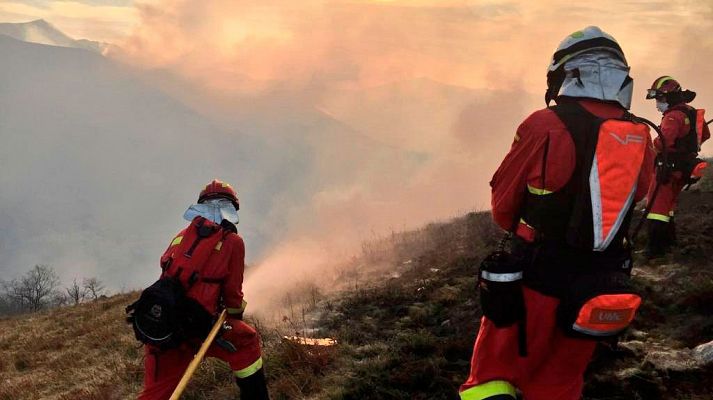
<box><xmin>128</xmin><ymin>179</ymin><xmax>270</xmax><ymax>400</ymax></box>
<box><xmin>459</xmin><ymin>27</ymin><xmax>655</xmax><ymax>400</ymax></box>
<box><xmin>644</xmin><ymin>76</ymin><xmax>710</xmax><ymax>258</ymax></box>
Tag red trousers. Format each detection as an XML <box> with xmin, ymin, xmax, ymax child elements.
<box><xmin>646</xmin><ymin>172</ymin><xmax>685</xmax><ymax>223</ymax></box>
<box><xmin>138</xmin><ymin>319</ymin><xmax>263</xmax><ymax>400</ymax></box>
<box><xmin>460</xmin><ymin>287</ymin><xmax>596</xmax><ymax>400</ymax></box>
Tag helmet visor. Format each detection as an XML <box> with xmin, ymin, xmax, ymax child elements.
<box><xmin>646</xmin><ymin>89</ymin><xmax>661</xmax><ymax>100</ymax></box>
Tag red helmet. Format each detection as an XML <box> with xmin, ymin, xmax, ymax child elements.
<box><xmin>198</xmin><ymin>179</ymin><xmax>239</xmax><ymax>210</ymax></box>
<box><xmin>646</xmin><ymin>76</ymin><xmax>681</xmax><ymax>99</ymax></box>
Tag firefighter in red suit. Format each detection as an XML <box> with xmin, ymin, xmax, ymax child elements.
<box><xmin>139</xmin><ymin>180</ymin><xmax>270</xmax><ymax>400</ymax></box>
<box><xmin>459</xmin><ymin>27</ymin><xmax>654</xmax><ymax>400</ymax></box>
<box><xmin>644</xmin><ymin>77</ymin><xmax>710</xmax><ymax>257</ymax></box>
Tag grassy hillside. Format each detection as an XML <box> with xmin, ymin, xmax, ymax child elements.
<box><xmin>1</xmin><ymin>189</ymin><xmax>713</xmax><ymax>399</ymax></box>
<box><xmin>0</xmin><ymin>294</ymin><xmax>142</xmax><ymax>399</ymax></box>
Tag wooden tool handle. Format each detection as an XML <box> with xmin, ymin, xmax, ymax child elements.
<box><xmin>169</xmin><ymin>309</ymin><xmax>228</xmax><ymax>400</ymax></box>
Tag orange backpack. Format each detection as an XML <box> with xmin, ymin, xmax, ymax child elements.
<box><xmin>548</xmin><ymin>101</ymin><xmax>647</xmax><ymax>339</ymax></box>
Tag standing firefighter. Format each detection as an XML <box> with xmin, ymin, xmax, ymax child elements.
<box><xmin>459</xmin><ymin>27</ymin><xmax>655</xmax><ymax>400</ymax></box>
<box><xmin>644</xmin><ymin>77</ymin><xmax>710</xmax><ymax>258</ymax></box>
<box><xmin>128</xmin><ymin>179</ymin><xmax>270</xmax><ymax>400</ymax></box>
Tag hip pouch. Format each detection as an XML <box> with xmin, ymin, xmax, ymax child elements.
<box><xmin>479</xmin><ymin>250</ymin><xmax>525</xmax><ymax>327</ymax></box>
<box><xmin>557</xmin><ymin>270</ymin><xmax>641</xmax><ymax>339</ymax></box>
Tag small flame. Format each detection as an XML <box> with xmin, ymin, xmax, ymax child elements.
<box><xmin>284</xmin><ymin>336</ymin><xmax>338</xmax><ymax>347</ymax></box>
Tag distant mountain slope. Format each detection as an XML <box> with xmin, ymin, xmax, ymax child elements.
<box><xmin>0</xmin><ymin>34</ymin><xmax>288</xmax><ymax>290</ymax></box>
<box><xmin>0</xmin><ymin>33</ymin><xmax>418</xmax><ymax>296</ymax></box>
<box><xmin>0</xmin><ymin>19</ymin><xmax>108</xmax><ymax>53</ymax></box>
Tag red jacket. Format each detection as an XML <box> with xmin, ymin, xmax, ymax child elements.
<box><xmin>655</xmin><ymin>104</ymin><xmax>710</xmax><ymax>153</ymax></box>
<box><xmin>491</xmin><ymin>99</ymin><xmax>655</xmax><ymax>234</ymax></box>
<box><xmin>161</xmin><ymin>221</ymin><xmax>247</xmax><ymax>317</ymax></box>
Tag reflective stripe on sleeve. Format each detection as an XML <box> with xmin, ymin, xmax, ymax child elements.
<box><xmin>460</xmin><ymin>380</ymin><xmax>517</xmax><ymax>400</ymax></box>
<box><xmin>481</xmin><ymin>271</ymin><xmax>523</xmax><ymax>283</ymax></box>
<box><xmin>170</xmin><ymin>236</ymin><xmax>183</xmax><ymax>247</ymax></box>
<box><xmin>227</xmin><ymin>299</ymin><xmax>248</xmax><ymax>315</ymax></box>
<box><xmin>234</xmin><ymin>357</ymin><xmax>263</xmax><ymax>379</ymax></box>
<box><xmin>527</xmin><ymin>184</ymin><xmax>553</xmax><ymax>195</ymax></box>
<box><xmin>647</xmin><ymin>213</ymin><xmax>671</xmax><ymax>222</ymax></box>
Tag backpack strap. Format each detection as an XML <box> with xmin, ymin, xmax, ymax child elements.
<box><xmin>672</xmin><ymin>106</ymin><xmax>700</xmax><ymax>155</ymax></box>
<box><xmin>548</xmin><ymin>101</ymin><xmax>601</xmax><ymax>248</ymax></box>
<box><xmin>161</xmin><ymin>217</ymin><xmax>224</xmax><ymax>289</ymax></box>
<box><xmin>184</xmin><ymin>217</ymin><xmax>217</xmax><ymax>258</ymax></box>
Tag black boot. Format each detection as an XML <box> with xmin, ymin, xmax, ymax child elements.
<box><xmin>236</xmin><ymin>368</ymin><xmax>270</xmax><ymax>400</ymax></box>
<box><xmin>646</xmin><ymin>219</ymin><xmax>673</xmax><ymax>259</ymax></box>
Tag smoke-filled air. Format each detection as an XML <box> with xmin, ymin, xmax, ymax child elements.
<box><xmin>1</xmin><ymin>0</ymin><xmax>712</xmax><ymax>315</ymax></box>
<box><xmin>4</xmin><ymin>1</ymin><xmax>713</xmax><ymax>399</ymax></box>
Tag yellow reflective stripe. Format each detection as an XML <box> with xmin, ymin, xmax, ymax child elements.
<box><xmin>656</xmin><ymin>76</ymin><xmax>674</xmax><ymax>89</ymax></box>
<box><xmin>685</xmin><ymin>117</ymin><xmax>690</xmax><ymax>125</ymax></box>
<box><xmin>215</xmin><ymin>241</ymin><xmax>223</xmax><ymax>251</ymax></box>
<box><xmin>234</xmin><ymin>357</ymin><xmax>263</xmax><ymax>379</ymax></box>
<box><xmin>519</xmin><ymin>218</ymin><xmax>533</xmax><ymax>228</ymax></box>
<box><xmin>460</xmin><ymin>380</ymin><xmax>516</xmax><ymax>400</ymax></box>
<box><xmin>227</xmin><ymin>300</ymin><xmax>248</xmax><ymax>315</ymax></box>
<box><xmin>170</xmin><ymin>236</ymin><xmax>183</xmax><ymax>247</ymax></box>
<box><xmin>647</xmin><ymin>213</ymin><xmax>671</xmax><ymax>222</ymax></box>
<box><xmin>527</xmin><ymin>184</ymin><xmax>553</xmax><ymax>195</ymax></box>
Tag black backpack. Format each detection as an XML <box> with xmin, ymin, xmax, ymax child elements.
<box><xmin>126</xmin><ymin>217</ymin><xmax>225</xmax><ymax>349</ymax></box>
<box><xmin>126</xmin><ymin>275</ymin><xmax>213</xmax><ymax>349</ymax></box>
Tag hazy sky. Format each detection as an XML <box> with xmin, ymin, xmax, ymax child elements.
<box><xmin>1</xmin><ymin>1</ymin><xmax>710</xmax><ymax>109</ymax></box>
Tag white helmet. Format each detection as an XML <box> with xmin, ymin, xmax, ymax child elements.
<box><xmin>546</xmin><ymin>26</ymin><xmax>633</xmax><ymax>109</ymax></box>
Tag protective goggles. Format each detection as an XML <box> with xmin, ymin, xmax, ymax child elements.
<box><xmin>646</xmin><ymin>89</ymin><xmax>664</xmax><ymax>100</ymax></box>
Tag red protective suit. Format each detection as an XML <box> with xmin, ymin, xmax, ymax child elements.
<box><xmin>138</xmin><ymin>220</ymin><xmax>264</xmax><ymax>400</ymax></box>
<box><xmin>460</xmin><ymin>99</ymin><xmax>654</xmax><ymax>400</ymax></box>
<box><xmin>490</xmin><ymin>100</ymin><xmax>653</xmax><ymax>238</ymax></box>
<box><xmin>647</xmin><ymin>104</ymin><xmax>710</xmax><ymax>222</ymax></box>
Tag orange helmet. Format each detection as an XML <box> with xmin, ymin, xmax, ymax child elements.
<box><xmin>646</xmin><ymin>76</ymin><xmax>681</xmax><ymax>99</ymax></box>
<box><xmin>198</xmin><ymin>179</ymin><xmax>239</xmax><ymax>210</ymax></box>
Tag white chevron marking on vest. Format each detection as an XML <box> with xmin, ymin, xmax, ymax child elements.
<box><xmin>609</xmin><ymin>132</ymin><xmax>644</xmax><ymax>145</ymax></box>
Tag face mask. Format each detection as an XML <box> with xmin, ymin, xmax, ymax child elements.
<box><xmin>656</xmin><ymin>99</ymin><xmax>669</xmax><ymax>113</ymax></box>
<box><xmin>183</xmin><ymin>198</ymin><xmax>239</xmax><ymax>224</ymax></box>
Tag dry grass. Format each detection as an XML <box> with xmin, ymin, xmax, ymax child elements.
<box><xmin>0</xmin><ymin>293</ymin><xmax>338</xmax><ymax>400</ymax></box>
<box><xmin>1</xmin><ymin>194</ymin><xmax>712</xmax><ymax>399</ymax></box>
<box><xmin>0</xmin><ymin>294</ymin><xmax>143</xmax><ymax>400</ymax></box>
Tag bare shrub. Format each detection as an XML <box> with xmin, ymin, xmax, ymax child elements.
<box><xmin>66</xmin><ymin>278</ymin><xmax>88</xmax><ymax>306</ymax></box>
<box><xmin>3</xmin><ymin>265</ymin><xmax>60</xmax><ymax>312</ymax></box>
<box><xmin>83</xmin><ymin>277</ymin><xmax>106</xmax><ymax>300</ymax></box>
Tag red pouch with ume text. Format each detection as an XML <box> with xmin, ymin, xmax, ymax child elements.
<box><xmin>557</xmin><ymin>270</ymin><xmax>641</xmax><ymax>339</ymax></box>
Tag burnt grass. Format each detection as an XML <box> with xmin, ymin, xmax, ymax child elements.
<box><xmin>314</xmin><ymin>190</ymin><xmax>713</xmax><ymax>399</ymax></box>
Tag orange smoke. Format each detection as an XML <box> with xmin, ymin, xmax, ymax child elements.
<box><xmin>115</xmin><ymin>0</ymin><xmax>713</xmax><ymax>314</ymax></box>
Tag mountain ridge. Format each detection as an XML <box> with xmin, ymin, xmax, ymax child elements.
<box><xmin>0</xmin><ymin>19</ymin><xmax>109</xmax><ymax>54</ymax></box>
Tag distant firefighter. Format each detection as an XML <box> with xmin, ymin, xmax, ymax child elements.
<box><xmin>460</xmin><ymin>26</ymin><xmax>654</xmax><ymax>400</ymax></box>
<box><xmin>127</xmin><ymin>179</ymin><xmax>269</xmax><ymax>400</ymax></box>
<box><xmin>644</xmin><ymin>77</ymin><xmax>710</xmax><ymax>258</ymax></box>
